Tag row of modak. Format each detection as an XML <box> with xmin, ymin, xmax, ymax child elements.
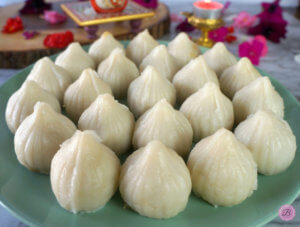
<box><xmin>5</xmin><ymin>30</ymin><xmax>296</xmax><ymax>219</ymax></box>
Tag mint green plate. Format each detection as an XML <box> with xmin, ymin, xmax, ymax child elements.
<box><xmin>0</xmin><ymin>41</ymin><xmax>299</xmax><ymax>227</ymax></box>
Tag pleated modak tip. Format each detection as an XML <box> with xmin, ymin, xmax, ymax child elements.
<box><xmin>232</xmin><ymin>77</ymin><xmax>284</xmax><ymax>123</ymax></box>
<box><xmin>50</xmin><ymin>130</ymin><xmax>120</xmax><ymax>213</ymax></box>
<box><xmin>120</xmin><ymin>140</ymin><xmax>191</xmax><ymax>219</ymax></box>
<box><xmin>235</xmin><ymin>110</ymin><xmax>296</xmax><ymax>176</ymax></box>
<box><xmin>55</xmin><ymin>42</ymin><xmax>95</xmax><ymax>81</ymax></box>
<box><xmin>14</xmin><ymin>102</ymin><xmax>76</xmax><ymax>174</ymax></box>
<box><xmin>5</xmin><ymin>80</ymin><xmax>61</xmax><ymax>133</ymax></box>
<box><xmin>220</xmin><ymin>57</ymin><xmax>262</xmax><ymax>99</ymax></box>
<box><xmin>140</xmin><ymin>45</ymin><xmax>179</xmax><ymax>81</ymax></box>
<box><xmin>88</xmin><ymin>31</ymin><xmax>124</xmax><ymax>65</ymax></box>
<box><xmin>167</xmin><ymin>32</ymin><xmax>200</xmax><ymax>68</ymax></box>
<box><xmin>187</xmin><ymin>128</ymin><xmax>257</xmax><ymax>207</ymax></box>
<box><xmin>180</xmin><ymin>82</ymin><xmax>234</xmax><ymax>142</ymax></box>
<box><xmin>133</xmin><ymin>99</ymin><xmax>193</xmax><ymax>156</ymax></box>
<box><xmin>63</xmin><ymin>68</ymin><xmax>112</xmax><ymax>122</ymax></box>
<box><xmin>78</xmin><ymin>94</ymin><xmax>135</xmax><ymax>155</ymax></box>
<box><xmin>203</xmin><ymin>42</ymin><xmax>237</xmax><ymax>76</ymax></box>
<box><xmin>172</xmin><ymin>55</ymin><xmax>219</xmax><ymax>104</ymax></box>
<box><xmin>126</xmin><ymin>29</ymin><xmax>159</xmax><ymax>66</ymax></box>
<box><xmin>128</xmin><ymin>66</ymin><xmax>176</xmax><ymax>117</ymax></box>
<box><xmin>97</xmin><ymin>48</ymin><xmax>139</xmax><ymax>98</ymax></box>
<box><xmin>26</xmin><ymin>57</ymin><xmax>72</xmax><ymax>103</ymax></box>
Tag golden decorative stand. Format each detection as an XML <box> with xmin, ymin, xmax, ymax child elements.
<box><xmin>182</xmin><ymin>12</ymin><xmax>223</xmax><ymax>48</ymax></box>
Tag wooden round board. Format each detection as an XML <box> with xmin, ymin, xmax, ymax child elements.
<box><xmin>0</xmin><ymin>1</ymin><xmax>170</xmax><ymax>68</ymax></box>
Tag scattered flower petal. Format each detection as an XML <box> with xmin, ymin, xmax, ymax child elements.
<box><xmin>19</xmin><ymin>0</ymin><xmax>51</xmax><ymax>15</ymax></box>
<box><xmin>176</xmin><ymin>18</ymin><xmax>195</xmax><ymax>33</ymax></box>
<box><xmin>133</xmin><ymin>0</ymin><xmax>158</xmax><ymax>9</ymax></box>
<box><xmin>2</xmin><ymin>17</ymin><xmax>23</xmax><ymax>34</ymax></box>
<box><xmin>208</xmin><ymin>26</ymin><xmax>228</xmax><ymax>42</ymax></box>
<box><xmin>43</xmin><ymin>31</ymin><xmax>74</xmax><ymax>48</ymax></box>
<box><xmin>226</xmin><ymin>35</ymin><xmax>237</xmax><ymax>43</ymax></box>
<box><xmin>239</xmin><ymin>39</ymin><xmax>264</xmax><ymax>65</ymax></box>
<box><xmin>43</xmin><ymin>10</ymin><xmax>67</xmax><ymax>24</ymax></box>
<box><xmin>253</xmin><ymin>35</ymin><xmax>268</xmax><ymax>56</ymax></box>
<box><xmin>171</xmin><ymin>13</ymin><xmax>184</xmax><ymax>23</ymax></box>
<box><xmin>233</xmin><ymin>11</ymin><xmax>257</xmax><ymax>29</ymax></box>
<box><xmin>22</xmin><ymin>31</ymin><xmax>38</xmax><ymax>40</ymax></box>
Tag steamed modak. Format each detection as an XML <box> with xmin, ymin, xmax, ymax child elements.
<box><xmin>140</xmin><ymin>45</ymin><xmax>179</xmax><ymax>81</ymax></box>
<box><xmin>14</xmin><ymin>102</ymin><xmax>76</xmax><ymax>174</ymax></box>
<box><xmin>232</xmin><ymin>77</ymin><xmax>284</xmax><ymax>123</ymax></box>
<box><xmin>120</xmin><ymin>140</ymin><xmax>191</xmax><ymax>219</ymax></box>
<box><xmin>97</xmin><ymin>48</ymin><xmax>139</xmax><ymax>98</ymax></box>
<box><xmin>64</xmin><ymin>68</ymin><xmax>112</xmax><ymax>122</ymax></box>
<box><xmin>180</xmin><ymin>82</ymin><xmax>234</xmax><ymax>142</ymax></box>
<box><xmin>172</xmin><ymin>55</ymin><xmax>219</xmax><ymax>103</ymax></box>
<box><xmin>50</xmin><ymin>130</ymin><xmax>120</xmax><ymax>213</ymax></box>
<box><xmin>5</xmin><ymin>80</ymin><xmax>60</xmax><ymax>133</ymax></box>
<box><xmin>78</xmin><ymin>94</ymin><xmax>135</xmax><ymax>155</ymax></box>
<box><xmin>167</xmin><ymin>32</ymin><xmax>200</xmax><ymax>68</ymax></box>
<box><xmin>128</xmin><ymin>66</ymin><xmax>176</xmax><ymax>117</ymax></box>
<box><xmin>235</xmin><ymin>110</ymin><xmax>296</xmax><ymax>175</ymax></box>
<box><xmin>188</xmin><ymin>128</ymin><xmax>257</xmax><ymax>207</ymax></box>
<box><xmin>203</xmin><ymin>42</ymin><xmax>237</xmax><ymax>76</ymax></box>
<box><xmin>220</xmin><ymin>57</ymin><xmax>261</xmax><ymax>99</ymax></box>
<box><xmin>133</xmin><ymin>99</ymin><xmax>193</xmax><ymax>156</ymax></box>
<box><xmin>88</xmin><ymin>31</ymin><xmax>124</xmax><ymax>64</ymax></box>
<box><xmin>126</xmin><ymin>29</ymin><xmax>159</xmax><ymax>66</ymax></box>
<box><xmin>26</xmin><ymin>57</ymin><xmax>72</xmax><ymax>103</ymax></box>
<box><xmin>55</xmin><ymin>42</ymin><xmax>95</xmax><ymax>81</ymax></box>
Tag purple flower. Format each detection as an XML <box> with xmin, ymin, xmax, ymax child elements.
<box><xmin>22</xmin><ymin>31</ymin><xmax>38</xmax><ymax>39</ymax></box>
<box><xmin>239</xmin><ymin>39</ymin><xmax>264</xmax><ymax>65</ymax></box>
<box><xmin>208</xmin><ymin>26</ymin><xmax>228</xmax><ymax>42</ymax></box>
<box><xmin>248</xmin><ymin>0</ymin><xmax>287</xmax><ymax>43</ymax></box>
<box><xmin>133</xmin><ymin>0</ymin><xmax>158</xmax><ymax>9</ymax></box>
<box><xmin>176</xmin><ymin>19</ymin><xmax>195</xmax><ymax>33</ymax></box>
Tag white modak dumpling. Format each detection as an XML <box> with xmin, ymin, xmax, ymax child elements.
<box><xmin>26</xmin><ymin>57</ymin><xmax>72</xmax><ymax>103</ymax></box>
<box><xmin>188</xmin><ymin>128</ymin><xmax>257</xmax><ymax>207</ymax></box>
<box><xmin>88</xmin><ymin>31</ymin><xmax>124</xmax><ymax>64</ymax></box>
<box><xmin>203</xmin><ymin>42</ymin><xmax>237</xmax><ymax>76</ymax></box>
<box><xmin>235</xmin><ymin>110</ymin><xmax>296</xmax><ymax>176</ymax></box>
<box><xmin>180</xmin><ymin>82</ymin><xmax>234</xmax><ymax>142</ymax></box>
<box><xmin>64</xmin><ymin>68</ymin><xmax>112</xmax><ymax>122</ymax></box>
<box><xmin>78</xmin><ymin>94</ymin><xmax>135</xmax><ymax>155</ymax></box>
<box><xmin>126</xmin><ymin>29</ymin><xmax>159</xmax><ymax>66</ymax></box>
<box><xmin>97</xmin><ymin>48</ymin><xmax>139</xmax><ymax>98</ymax></box>
<box><xmin>220</xmin><ymin>57</ymin><xmax>261</xmax><ymax>99</ymax></box>
<box><xmin>133</xmin><ymin>99</ymin><xmax>193</xmax><ymax>156</ymax></box>
<box><xmin>172</xmin><ymin>55</ymin><xmax>219</xmax><ymax>103</ymax></box>
<box><xmin>233</xmin><ymin>77</ymin><xmax>284</xmax><ymax>123</ymax></box>
<box><xmin>128</xmin><ymin>66</ymin><xmax>176</xmax><ymax>117</ymax></box>
<box><xmin>55</xmin><ymin>42</ymin><xmax>95</xmax><ymax>81</ymax></box>
<box><xmin>140</xmin><ymin>45</ymin><xmax>179</xmax><ymax>81</ymax></box>
<box><xmin>14</xmin><ymin>102</ymin><xmax>76</xmax><ymax>174</ymax></box>
<box><xmin>168</xmin><ymin>32</ymin><xmax>200</xmax><ymax>68</ymax></box>
<box><xmin>51</xmin><ymin>130</ymin><xmax>120</xmax><ymax>213</ymax></box>
<box><xmin>120</xmin><ymin>140</ymin><xmax>191</xmax><ymax>219</ymax></box>
<box><xmin>5</xmin><ymin>80</ymin><xmax>60</xmax><ymax>133</ymax></box>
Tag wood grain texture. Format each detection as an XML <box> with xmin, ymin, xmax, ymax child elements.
<box><xmin>0</xmin><ymin>1</ymin><xmax>170</xmax><ymax>68</ymax></box>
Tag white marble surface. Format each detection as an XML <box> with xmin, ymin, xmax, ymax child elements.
<box><xmin>0</xmin><ymin>1</ymin><xmax>299</xmax><ymax>227</ymax></box>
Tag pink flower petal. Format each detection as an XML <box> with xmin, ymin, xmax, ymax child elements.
<box><xmin>254</xmin><ymin>35</ymin><xmax>268</xmax><ymax>56</ymax></box>
<box><xmin>43</xmin><ymin>10</ymin><xmax>67</xmax><ymax>24</ymax></box>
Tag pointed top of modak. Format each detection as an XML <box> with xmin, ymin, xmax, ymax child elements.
<box><xmin>168</xmin><ymin>32</ymin><xmax>200</xmax><ymax>67</ymax></box>
<box><xmin>126</xmin><ymin>29</ymin><xmax>159</xmax><ymax>66</ymax></box>
<box><xmin>55</xmin><ymin>42</ymin><xmax>95</xmax><ymax>81</ymax></box>
<box><xmin>140</xmin><ymin>45</ymin><xmax>179</xmax><ymax>81</ymax></box>
<box><xmin>203</xmin><ymin>42</ymin><xmax>237</xmax><ymax>76</ymax></box>
<box><xmin>27</xmin><ymin>57</ymin><xmax>72</xmax><ymax>102</ymax></box>
<box><xmin>88</xmin><ymin>31</ymin><xmax>124</xmax><ymax>64</ymax></box>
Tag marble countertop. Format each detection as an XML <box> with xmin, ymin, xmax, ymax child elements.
<box><xmin>0</xmin><ymin>1</ymin><xmax>299</xmax><ymax>226</ymax></box>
